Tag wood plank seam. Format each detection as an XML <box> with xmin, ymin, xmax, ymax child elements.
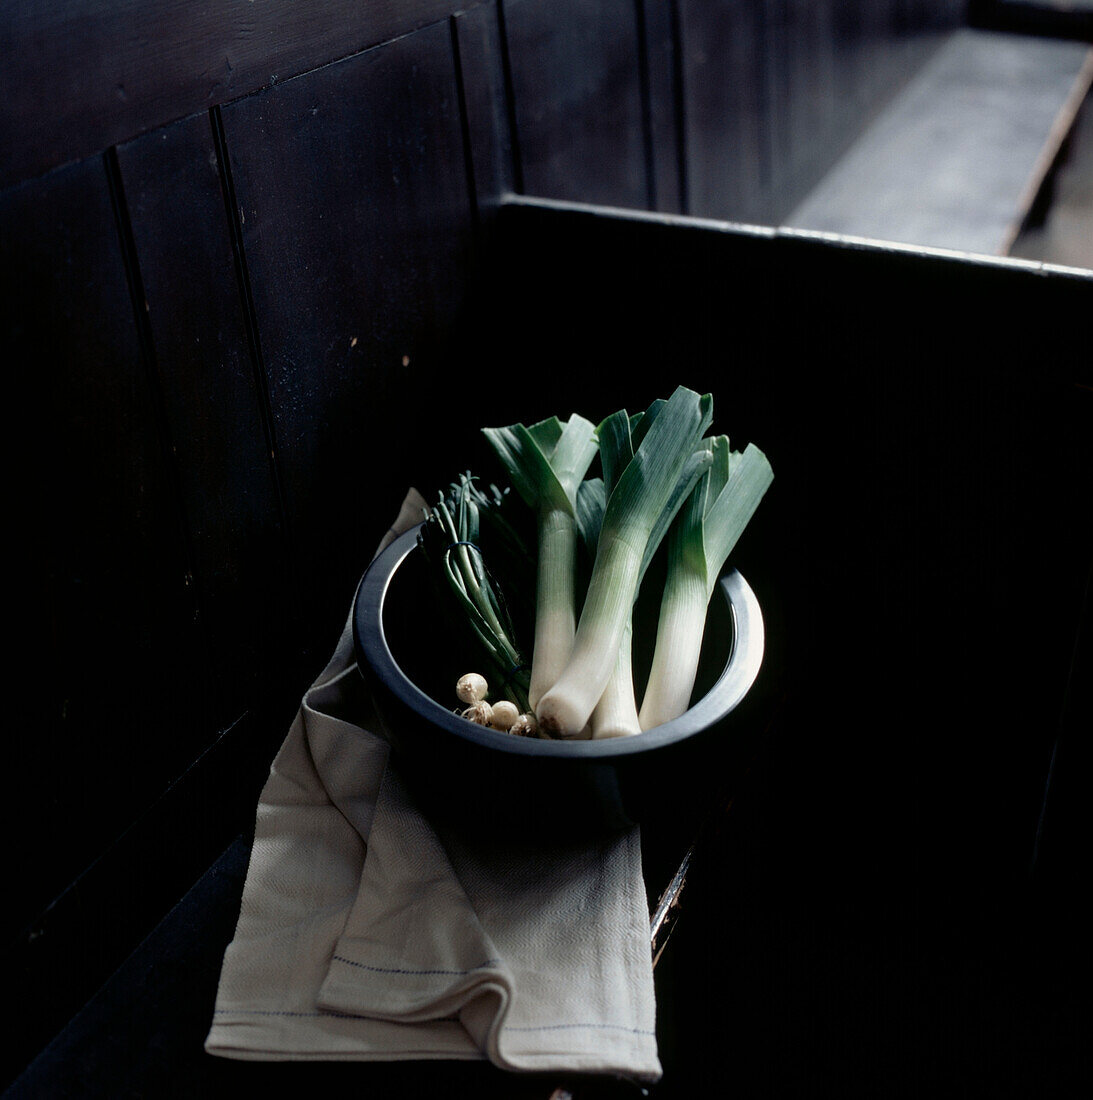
<box><xmin>207</xmin><ymin>104</ymin><xmax>297</xmax><ymax>598</ymax></box>
<box><xmin>102</xmin><ymin>144</ymin><xmax>211</xmax><ymax>666</ymax></box>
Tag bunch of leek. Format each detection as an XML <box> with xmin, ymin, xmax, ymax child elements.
<box><xmin>579</xmin><ymin>404</ymin><xmax>713</xmax><ymax>738</ymax></box>
<box><xmin>535</xmin><ymin>386</ymin><xmax>714</xmax><ymax>737</ymax></box>
<box><xmin>475</xmin><ymin>386</ymin><xmax>772</xmax><ymax>741</ymax></box>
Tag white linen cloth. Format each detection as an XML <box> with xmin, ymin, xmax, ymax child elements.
<box><xmin>204</xmin><ymin>490</ymin><xmax>662</xmax><ymax>1082</ymax></box>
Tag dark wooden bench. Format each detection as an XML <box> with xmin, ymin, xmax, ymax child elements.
<box><xmin>785</xmin><ymin>27</ymin><xmax>1092</xmax><ymax>255</ymax></box>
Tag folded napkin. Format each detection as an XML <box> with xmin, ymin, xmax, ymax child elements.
<box><xmin>205</xmin><ymin>490</ymin><xmax>662</xmax><ymax>1082</ymax></box>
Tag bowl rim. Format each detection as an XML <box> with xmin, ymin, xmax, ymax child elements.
<box><xmin>353</xmin><ymin>524</ymin><xmax>764</xmax><ymax>758</ymax></box>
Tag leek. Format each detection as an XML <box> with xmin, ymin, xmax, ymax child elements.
<box><xmin>482</xmin><ymin>414</ymin><xmax>599</xmax><ymax>710</ymax></box>
<box><xmin>536</xmin><ymin>386</ymin><xmax>714</xmax><ymax>738</ymax></box>
<box><xmin>638</xmin><ymin>438</ymin><xmax>773</xmax><ymax>730</ymax></box>
<box><xmin>574</xmin><ymin>472</ymin><xmax>638</xmax><ymax>739</ymax></box>
<box><xmin>586</xmin><ymin>405</ymin><xmax>714</xmax><ymax>738</ymax></box>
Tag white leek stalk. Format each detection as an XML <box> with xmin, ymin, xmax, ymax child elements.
<box><xmin>585</xmin><ymin>407</ymin><xmax>706</xmax><ymax>739</ymax></box>
<box><xmin>574</xmin><ymin>474</ymin><xmax>635</xmax><ymax>737</ymax></box>
<box><xmin>482</xmin><ymin>414</ymin><xmax>599</xmax><ymax>709</ymax></box>
<box><xmin>537</xmin><ymin>386</ymin><xmax>714</xmax><ymax>738</ymax></box>
<box><xmin>638</xmin><ymin>438</ymin><xmax>773</xmax><ymax>730</ymax></box>
<box><xmin>589</xmin><ymin>617</ymin><xmax>642</xmax><ymax>738</ymax></box>
<box><xmin>576</xmin><ymin>470</ymin><xmax>641</xmax><ymax>739</ymax></box>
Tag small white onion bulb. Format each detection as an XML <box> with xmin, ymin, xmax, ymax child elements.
<box><xmin>461</xmin><ymin>700</ymin><xmax>493</xmax><ymax>726</ymax></box>
<box><xmin>510</xmin><ymin>712</ymin><xmax>539</xmax><ymax>737</ymax></box>
<box><xmin>489</xmin><ymin>700</ymin><xmax>520</xmax><ymax>731</ymax></box>
<box><xmin>456</xmin><ymin>672</ymin><xmax>488</xmax><ymax>704</ymax></box>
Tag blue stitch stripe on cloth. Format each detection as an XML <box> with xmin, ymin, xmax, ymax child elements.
<box><xmin>505</xmin><ymin>1023</ymin><xmax>657</xmax><ymax>1036</ymax></box>
<box><xmin>212</xmin><ymin>1009</ymin><xmax>463</xmax><ymax>1023</ymax></box>
<box><xmin>213</xmin><ymin>1009</ymin><xmax>359</xmax><ymax>1019</ymax></box>
<box><xmin>330</xmin><ymin>955</ymin><xmax>501</xmax><ymax>977</ymax></box>
<box><xmin>213</xmin><ymin>1011</ymin><xmax>653</xmax><ymax>1037</ymax></box>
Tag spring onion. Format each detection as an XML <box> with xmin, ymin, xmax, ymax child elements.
<box><xmin>418</xmin><ymin>476</ymin><xmax>532</xmax><ymax>713</ymax></box>
<box><xmin>510</xmin><ymin>712</ymin><xmax>538</xmax><ymax>737</ymax></box>
<box><xmin>536</xmin><ymin>386</ymin><xmax>714</xmax><ymax>738</ymax></box>
<box><xmin>462</xmin><ymin>700</ymin><xmax>493</xmax><ymax>726</ymax></box>
<box><xmin>638</xmin><ymin>438</ymin><xmax>773</xmax><ymax>730</ymax></box>
<box><xmin>482</xmin><ymin>414</ymin><xmax>599</xmax><ymax>710</ymax></box>
<box><xmin>489</xmin><ymin>699</ymin><xmax>521</xmax><ymax>730</ymax></box>
<box><xmin>456</xmin><ymin>672</ymin><xmax>489</xmax><ymax>704</ymax></box>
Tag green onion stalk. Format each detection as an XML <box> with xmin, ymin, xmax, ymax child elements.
<box><xmin>417</xmin><ymin>474</ymin><xmax>533</xmax><ymax>714</ymax></box>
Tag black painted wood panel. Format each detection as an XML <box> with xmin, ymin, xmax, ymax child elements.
<box><xmin>894</xmin><ymin>0</ymin><xmax>962</xmax><ymax>76</ymax></box>
<box><xmin>0</xmin><ymin>0</ymin><xmax>490</xmax><ymax>191</ymax></box>
<box><xmin>673</xmin><ymin>0</ymin><xmax>966</xmax><ymax>225</ymax></box>
<box><xmin>115</xmin><ymin>112</ymin><xmax>296</xmax><ymax>717</ymax></box>
<box><xmin>765</xmin><ymin>0</ymin><xmax>841</xmax><ymax>217</ymax></box>
<box><xmin>494</xmin><ymin>198</ymin><xmax>1093</xmax><ymax>900</ymax></box>
<box><xmin>220</xmin><ymin>21</ymin><xmax>477</xmax><ymax>657</ymax></box>
<box><xmin>642</xmin><ymin>0</ymin><xmax>685</xmax><ymax>214</ymax></box>
<box><xmin>677</xmin><ymin>0</ymin><xmax>771</xmax><ymax>223</ymax></box>
<box><xmin>2</xmin><ymin>156</ymin><xmax>214</xmax><ymax>947</ymax></box>
<box><xmin>501</xmin><ymin>0</ymin><xmax>650</xmax><ymax>208</ymax></box>
<box><xmin>455</xmin><ymin>2</ymin><xmax>515</xmax><ymax>223</ymax></box>
<box><xmin>3</xmin><ymin>707</ymin><xmax>285</xmax><ymax>1093</ymax></box>
<box><xmin>831</xmin><ymin>0</ymin><xmax>900</xmax><ymax>119</ymax></box>
<box><xmin>2</xmin><ymin>2</ymin><xmax>1053</xmax><ymax>1090</ymax></box>
<box><xmin>971</xmin><ymin>0</ymin><xmax>1093</xmax><ymax>39</ymax></box>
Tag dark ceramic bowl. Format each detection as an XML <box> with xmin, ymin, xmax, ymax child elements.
<box><xmin>353</xmin><ymin>524</ymin><xmax>765</xmax><ymax>836</ymax></box>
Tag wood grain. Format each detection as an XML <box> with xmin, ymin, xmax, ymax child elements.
<box><xmin>501</xmin><ymin>0</ymin><xmax>650</xmax><ymax>209</ymax></box>
<box><xmin>219</xmin><ymin>21</ymin><xmax>477</xmax><ymax>653</ymax></box>
<box><xmin>0</xmin><ymin>0</ymin><xmax>489</xmax><ymax>189</ymax></box>
<box><xmin>2</xmin><ymin>153</ymin><xmax>213</xmax><ymax>945</ymax></box>
<box><xmin>116</xmin><ymin>110</ymin><xmax>297</xmax><ymax>714</ymax></box>
<box><xmin>455</xmin><ymin>3</ymin><xmax>516</xmax><ymax>223</ymax></box>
